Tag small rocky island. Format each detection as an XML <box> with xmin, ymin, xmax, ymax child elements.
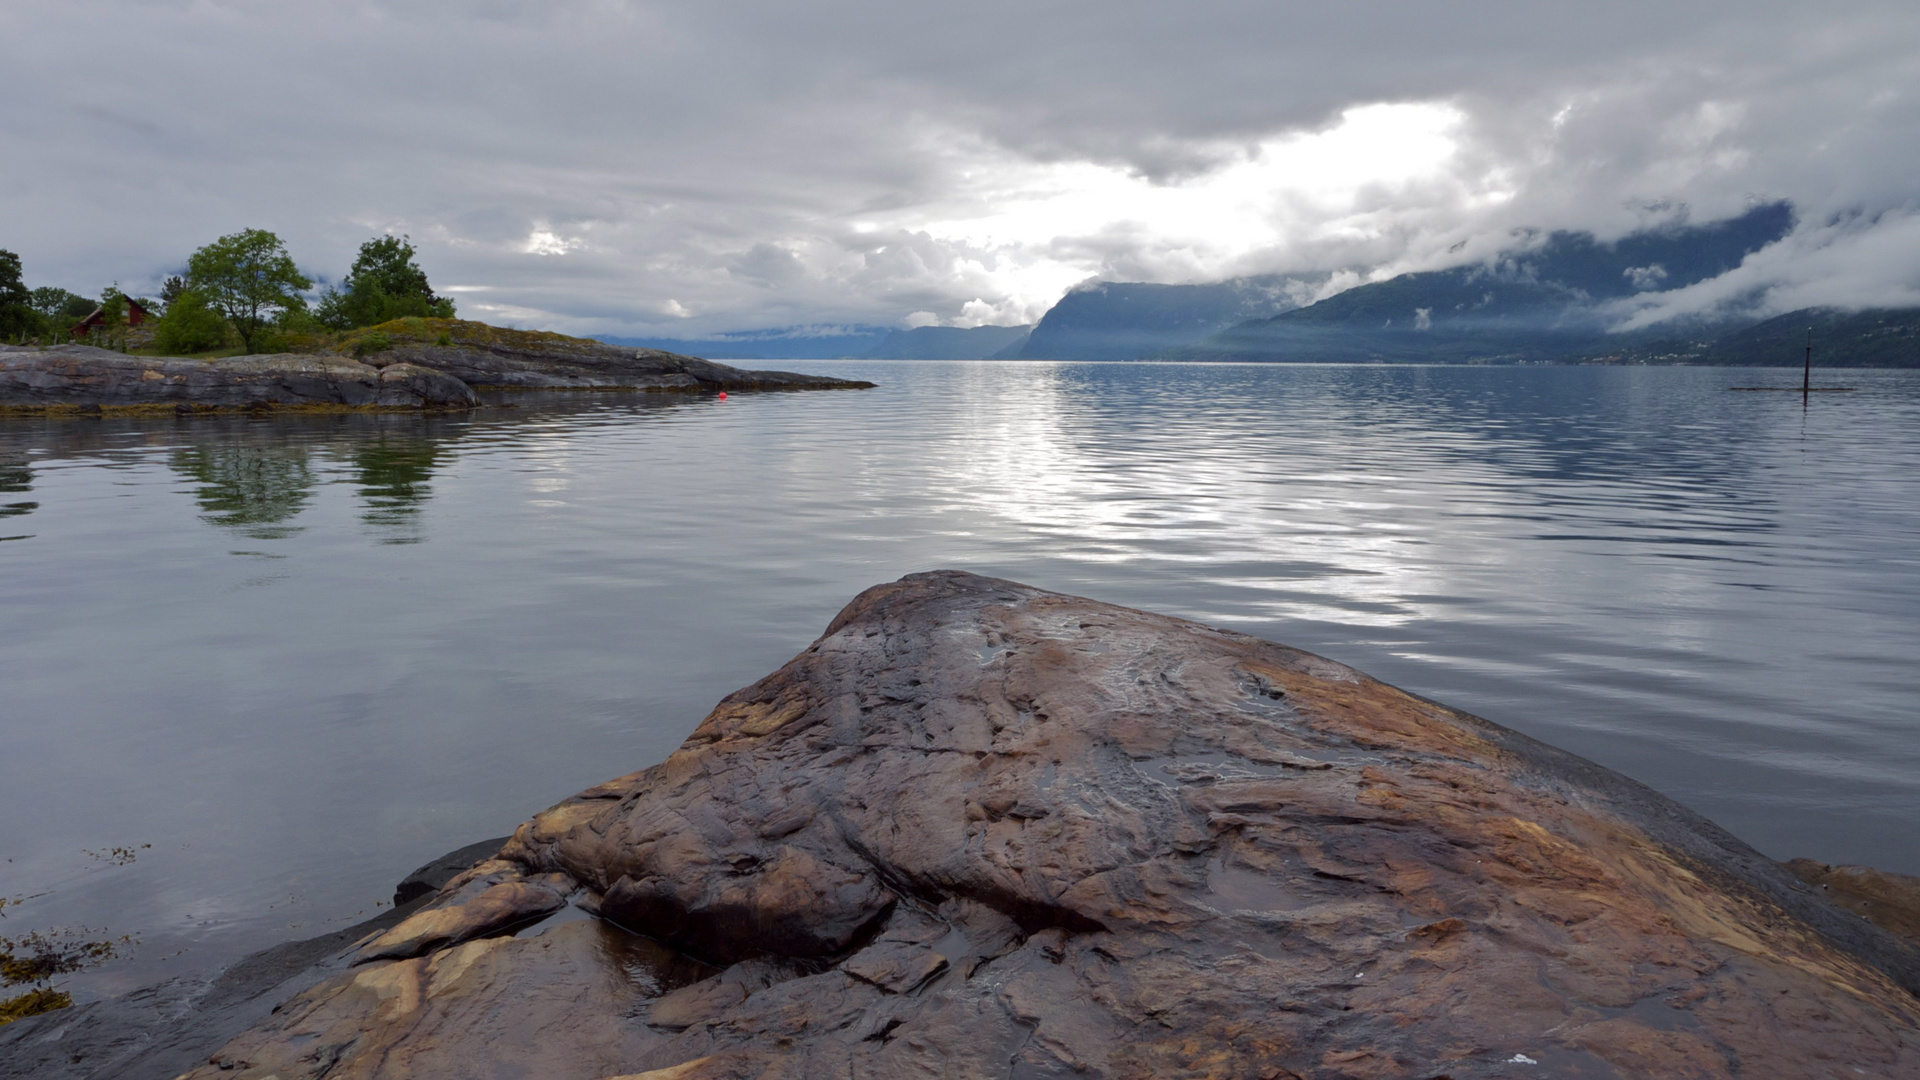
<box><xmin>0</xmin><ymin>319</ymin><xmax>871</xmax><ymax>413</ymax></box>
<box><xmin>7</xmin><ymin>572</ymin><xmax>1919</xmax><ymax>1079</ymax></box>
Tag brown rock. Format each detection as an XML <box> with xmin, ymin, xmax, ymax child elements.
<box><xmin>181</xmin><ymin>571</ymin><xmax>1920</xmax><ymax>1079</ymax></box>
<box><xmin>1785</xmin><ymin>858</ymin><xmax>1920</xmax><ymax>945</ymax></box>
<box><xmin>200</xmin><ymin>922</ymin><xmax>702</xmax><ymax>1080</ymax></box>
<box><xmin>352</xmin><ymin>879</ymin><xmax>568</xmax><ymax>963</ymax></box>
<box><xmin>842</xmin><ymin>940</ymin><xmax>949</xmax><ymax>994</ymax></box>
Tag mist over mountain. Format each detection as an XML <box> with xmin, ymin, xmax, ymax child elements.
<box><xmin>589</xmin><ymin>203</ymin><xmax>1920</xmax><ymax>367</ymax></box>
<box><xmin>1014</xmin><ymin>277</ymin><xmax>1313</xmax><ymax>361</ymax></box>
<box><xmin>1173</xmin><ymin>203</ymin><xmax>1795</xmax><ymax>363</ymax></box>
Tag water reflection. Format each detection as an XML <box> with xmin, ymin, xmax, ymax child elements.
<box><xmin>171</xmin><ymin>443</ymin><xmax>318</xmax><ymax>540</ymax></box>
<box><xmin>0</xmin><ymin>457</ymin><xmax>32</xmax><ymax>539</ymax></box>
<box><xmin>348</xmin><ymin>436</ymin><xmax>445</xmax><ymax>543</ymax></box>
<box><xmin>3</xmin><ymin>366</ymin><xmax>1918</xmax><ymax>1004</ymax></box>
<box><xmin>0</xmin><ymin>396</ymin><xmax>715</xmax><ymax>556</ymax></box>
<box><xmin>1</xmin><ymin>459</ymin><xmax>31</xmax><ymax>513</ymax></box>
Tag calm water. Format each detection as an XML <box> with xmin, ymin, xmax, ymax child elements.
<box><xmin>3</xmin><ymin>361</ymin><xmax>1918</xmax><ymax>998</ymax></box>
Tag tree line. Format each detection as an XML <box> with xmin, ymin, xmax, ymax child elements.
<box><xmin>0</xmin><ymin>230</ymin><xmax>455</xmax><ymax>354</ymax></box>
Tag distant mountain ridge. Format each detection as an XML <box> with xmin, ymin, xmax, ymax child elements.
<box><xmin>1015</xmin><ymin>276</ymin><xmax>1311</xmax><ymax>360</ymax></box>
<box><xmin>1616</xmin><ymin>306</ymin><xmax>1920</xmax><ymax>367</ymax></box>
<box><xmin>1176</xmin><ymin>202</ymin><xmax>1796</xmax><ymax>363</ymax></box>
<box><xmin>861</xmin><ymin>324</ymin><xmax>1032</xmax><ymax>359</ymax></box>
<box><xmin>597</xmin><ymin>201</ymin><xmax>1920</xmax><ymax>367</ymax></box>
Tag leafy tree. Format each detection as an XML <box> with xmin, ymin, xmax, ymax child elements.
<box><xmin>29</xmin><ymin>287</ymin><xmax>94</xmax><ymax>324</ymax></box>
<box><xmin>316</xmin><ymin>235</ymin><xmax>454</xmax><ymax>330</ymax></box>
<box><xmin>153</xmin><ymin>288</ymin><xmax>229</xmax><ymax>353</ymax></box>
<box><xmin>0</xmin><ymin>250</ymin><xmax>36</xmax><ymax>342</ymax></box>
<box><xmin>158</xmin><ymin>275</ymin><xmax>187</xmax><ymax>310</ymax></box>
<box><xmin>98</xmin><ymin>286</ymin><xmax>127</xmax><ymax>324</ymax></box>
<box><xmin>185</xmin><ymin>229</ymin><xmax>313</xmax><ymax>353</ymax></box>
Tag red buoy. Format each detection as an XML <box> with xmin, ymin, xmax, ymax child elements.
<box><xmin>717</xmin><ymin>391</ymin><xmax>727</xmax><ymax>400</ymax></box>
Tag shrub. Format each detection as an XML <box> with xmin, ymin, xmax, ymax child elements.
<box><xmin>351</xmin><ymin>330</ymin><xmax>392</xmax><ymax>357</ymax></box>
<box><xmin>153</xmin><ymin>290</ymin><xmax>230</xmax><ymax>354</ymax></box>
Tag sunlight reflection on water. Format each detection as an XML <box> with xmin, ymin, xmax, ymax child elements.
<box><xmin>2</xmin><ymin>360</ymin><xmax>1918</xmax><ymax>996</ymax></box>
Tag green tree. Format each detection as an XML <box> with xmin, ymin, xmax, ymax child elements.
<box><xmin>153</xmin><ymin>288</ymin><xmax>229</xmax><ymax>353</ymax></box>
<box><xmin>0</xmin><ymin>250</ymin><xmax>36</xmax><ymax>342</ymax></box>
<box><xmin>316</xmin><ymin>235</ymin><xmax>454</xmax><ymax>330</ymax></box>
<box><xmin>29</xmin><ymin>287</ymin><xmax>94</xmax><ymax>324</ymax></box>
<box><xmin>184</xmin><ymin>229</ymin><xmax>313</xmax><ymax>353</ymax></box>
<box><xmin>158</xmin><ymin>275</ymin><xmax>187</xmax><ymax>310</ymax></box>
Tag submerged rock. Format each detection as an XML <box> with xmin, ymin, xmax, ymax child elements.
<box><xmin>154</xmin><ymin>572</ymin><xmax>1920</xmax><ymax>1076</ymax></box>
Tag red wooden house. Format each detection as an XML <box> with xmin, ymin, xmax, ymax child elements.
<box><xmin>71</xmin><ymin>295</ymin><xmax>153</xmax><ymax>339</ymax></box>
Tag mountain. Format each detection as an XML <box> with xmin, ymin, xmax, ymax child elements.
<box><xmin>1016</xmin><ymin>276</ymin><xmax>1309</xmax><ymax>360</ymax></box>
<box><xmin>597</xmin><ymin>325</ymin><xmax>892</xmax><ymax>360</ymax></box>
<box><xmin>1675</xmin><ymin>307</ymin><xmax>1920</xmax><ymax>367</ymax></box>
<box><xmin>1174</xmin><ymin>202</ymin><xmax>1795</xmax><ymax>363</ymax></box>
<box><xmin>860</xmin><ymin>324</ymin><xmax>1032</xmax><ymax>359</ymax></box>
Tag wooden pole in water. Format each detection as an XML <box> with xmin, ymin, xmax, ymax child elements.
<box><xmin>1803</xmin><ymin>326</ymin><xmax>1812</xmax><ymax>398</ymax></box>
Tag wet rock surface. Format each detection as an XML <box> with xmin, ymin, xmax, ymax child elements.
<box><xmin>0</xmin><ymin>326</ymin><xmax>869</xmax><ymax>413</ymax></box>
<box><xmin>161</xmin><ymin>571</ymin><xmax>1920</xmax><ymax>1079</ymax></box>
<box><xmin>0</xmin><ymin>837</ymin><xmax>512</xmax><ymax>1080</ymax></box>
<box><xmin>352</xmin><ymin>865</ymin><xmax>570</xmax><ymax>963</ymax></box>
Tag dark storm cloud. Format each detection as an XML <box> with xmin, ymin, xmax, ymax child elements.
<box><xmin>4</xmin><ymin>0</ymin><xmax>1918</xmax><ymax>334</ymax></box>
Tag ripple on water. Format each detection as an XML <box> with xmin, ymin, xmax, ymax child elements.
<box><xmin>1</xmin><ymin>362</ymin><xmax>1917</xmax><ymax>997</ymax></box>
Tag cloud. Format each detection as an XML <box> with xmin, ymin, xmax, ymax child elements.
<box><xmin>1607</xmin><ymin>208</ymin><xmax>1920</xmax><ymax>329</ymax></box>
<box><xmin>2</xmin><ymin>1</ymin><xmax>1918</xmax><ymax>334</ymax></box>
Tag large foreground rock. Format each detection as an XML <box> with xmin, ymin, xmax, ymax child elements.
<box><xmin>178</xmin><ymin>572</ymin><xmax>1919</xmax><ymax>1078</ymax></box>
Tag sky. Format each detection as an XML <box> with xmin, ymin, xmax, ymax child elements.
<box><xmin>4</xmin><ymin>0</ymin><xmax>1920</xmax><ymax>337</ymax></box>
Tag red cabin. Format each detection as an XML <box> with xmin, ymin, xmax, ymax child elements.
<box><xmin>71</xmin><ymin>295</ymin><xmax>154</xmax><ymax>339</ymax></box>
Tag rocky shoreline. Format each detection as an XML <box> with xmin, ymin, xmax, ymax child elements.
<box><xmin>0</xmin><ymin>839</ymin><xmax>514</xmax><ymax>1080</ymax></box>
<box><xmin>0</xmin><ymin>322</ymin><xmax>873</xmax><ymax>414</ymax></box>
<box><xmin>6</xmin><ymin>571</ymin><xmax>1919</xmax><ymax>1078</ymax></box>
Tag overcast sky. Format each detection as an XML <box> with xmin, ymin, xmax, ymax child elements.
<box><xmin>5</xmin><ymin>1</ymin><xmax>1919</xmax><ymax>337</ymax></box>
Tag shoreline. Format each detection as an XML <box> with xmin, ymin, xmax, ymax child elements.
<box><xmin>0</xmin><ymin>321</ymin><xmax>875</xmax><ymax>416</ymax></box>
<box><xmin>0</xmin><ymin>838</ymin><xmax>514</xmax><ymax>1080</ymax></box>
<box><xmin>7</xmin><ymin>572</ymin><xmax>1918</xmax><ymax>1078</ymax></box>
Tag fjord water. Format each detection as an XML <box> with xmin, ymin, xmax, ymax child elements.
<box><xmin>3</xmin><ymin>361</ymin><xmax>1918</xmax><ymax>996</ymax></box>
